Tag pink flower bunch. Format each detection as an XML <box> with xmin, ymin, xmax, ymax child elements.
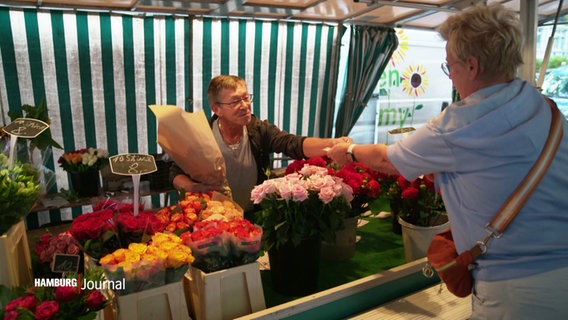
<box><xmin>251</xmin><ymin>164</ymin><xmax>354</xmax><ymax>250</ymax></box>
<box><xmin>35</xmin><ymin>232</ymin><xmax>81</xmax><ymax>269</ymax></box>
<box><xmin>251</xmin><ymin>164</ymin><xmax>353</xmax><ymax>205</ymax></box>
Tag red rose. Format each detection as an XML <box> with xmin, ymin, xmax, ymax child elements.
<box><xmin>35</xmin><ymin>301</ymin><xmax>59</xmax><ymax>320</ymax></box>
<box><xmin>84</xmin><ymin>290</ymin><xmax>106</xmax><ymax>309</ymax></box>
<box><xmin>54</xmin><ymin>286</ymin><xmax>78</xmax><ymax>302</ymax></box>
<box><xmin>401</xmin><ymin>187</ymin><xmax>419</xmax><ymax>199</ymax></box>
<box><xmin>5</xmin><ymin>295</ymin><xmax>37</xmax><ymax>312</ymax></box>
<box><xmin>4</xmin><ymin>310</ymin><xmax>18</xmax><ymax>320</ymax></box>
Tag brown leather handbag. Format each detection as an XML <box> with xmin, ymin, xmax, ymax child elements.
<box><xmin>424</xmin><ymin>98</ymin><xmax>564</xmax><ymax>297</ymax></box>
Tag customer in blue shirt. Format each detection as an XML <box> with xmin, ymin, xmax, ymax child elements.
<box><xmin>328</xmin><ymin>4</ymin><xmax>568</xmax><ymax>319</ymax></box>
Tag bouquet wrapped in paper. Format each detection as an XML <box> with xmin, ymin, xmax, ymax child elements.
<box><xmin>148</xmin><ymin>105</ymin><xmax>229</xmax><ymax>192</ymax></box>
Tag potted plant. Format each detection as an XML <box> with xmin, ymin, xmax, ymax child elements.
<box><xmin>58</xmin><ymin>147</ymin><xmax>109</xmax><ymax>197</ymax></box>
<box><xmin>386</xmin><ymin>174</ymin><xmax>448</xmax><ymax>262</ymax></box>
<box><xmin>250</xmin><ymin>163</ymin><xmax>353</xmax><ymax>296</ymax></box>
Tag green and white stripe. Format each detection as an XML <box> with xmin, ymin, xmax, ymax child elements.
<box><xmin>0</xmin><ymin>7</ymin><xmax>340</xmax><ymax>228</ymax></box>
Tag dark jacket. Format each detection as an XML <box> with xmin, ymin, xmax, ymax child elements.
<box><xmin>169</xmin><ymin>114</ymin><xmax>306</xmax><ymax>185</ymax></box>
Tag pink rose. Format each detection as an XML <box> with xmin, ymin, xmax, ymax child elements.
<box><xmin>318</xmin><ymin>186</ymin><xmax>336</xmax><ymax>204</ymax></box>
<box><xmin>66</xmin><ymin>243</ymin><xmax>81</xmax><ymax>255</ymax></box>
<box><xmin>291</xmin><ymin>184</ymin><xmax>308</xmax><ymax>202</ymax></box>
<box><xmin>35</xmin><ymin>301</ymin><xmax>59</xmax><ymax>320</ymax></box>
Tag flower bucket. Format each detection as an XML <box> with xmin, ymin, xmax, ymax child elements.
<box><xmin>268</xmin><ymin>237</ymin><xmax>321</xmax><ymax>296</ymax></box>
<box><xmin>399</xmin><ymin>216</ymin><xmax>449</xmax><ymax>262</ymax></box>
<box><xmin>321</xmin><ymin>216</ymin><xmax>359</xmax><ymax>261</ymax></box>
<box><xmin>69</xmin><ymin>169</ymin><xmax>101</xmax><ymax>197</ymax></box>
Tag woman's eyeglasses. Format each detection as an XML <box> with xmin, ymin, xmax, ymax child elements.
<box><xmin>216</xmin><ymin>94</ymin><xmax>254</xmax><ymax>108</ymax></box>
<box><xmin>441</xmin><ymin>62</ymin><xmax>451</xmax><ymax>77</ymax></box>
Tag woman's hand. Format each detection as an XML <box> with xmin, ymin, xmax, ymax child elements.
<box><xmin>326</xmin><ymin>142</ymin><xmax>352</xmax><ymax>166</ymax></box>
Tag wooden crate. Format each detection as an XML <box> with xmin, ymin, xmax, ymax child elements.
<box><xmin>0</xmin><ymin>220</ymin><xmax>33</xmax><ymax>288</ymax></box>
<box><xmin>185</xmin><ymin>262</ymin><xmax>265</xmax><ymax>320</ymax></box>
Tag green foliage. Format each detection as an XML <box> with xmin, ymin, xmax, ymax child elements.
<box><xmin>0</xmin><ymin>154</ymin><xmax>40</xmax><ymax>234</ymax></box>
<box><xmin>7</xmin><ymin>99</ymin><xmax>63</xmax><ymax>151</ymax></box>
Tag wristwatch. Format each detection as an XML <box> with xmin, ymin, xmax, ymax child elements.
<box><xmin>346</xmin><ymin>144</ymin><xmax>358</xmax><ymax>162</ymax></box>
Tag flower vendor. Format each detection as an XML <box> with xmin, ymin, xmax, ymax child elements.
<box><xmin>170</xmin><ymin>75</ymin><xmax>352</xmax><ymax>218</ymax></box>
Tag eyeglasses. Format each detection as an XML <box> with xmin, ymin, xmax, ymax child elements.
<box><xmin>441</xmin><ymin>62</ymin><xmax>451</xmax><ymax>77</ymax></box>
<box><xmin>216</xmin><ymin>94</ymin><xmax>254</xmax><ymax>108</ymax></box>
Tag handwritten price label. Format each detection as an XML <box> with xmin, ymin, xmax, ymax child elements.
<box><xmin>109</xmin><ymin>153</ymin><xmax>157</xmax><ymax>176</ymax></box>
<box><xmin>2</xmin><ymin>118</ymin><xmax>49</xmax><ymax>138</ymax></box>
<box><xmin>52</xmin><ymin>254</ymin><xmax>80</xmax><ymax>273</ymax></box>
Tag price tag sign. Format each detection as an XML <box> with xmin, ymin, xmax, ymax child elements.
<box><xmin>52</xmin><ymin>254</ymin><xmax>80</xmax><ymax>273</ymax></box>
<box><xmin>109</xmin><ymin>153</ymin><xmax>157</xmax><ymax>176</ymax></box>
<box><xmin>109</xmin><ymin>153</ymin><xmax>157</xmax><ymax>216</ymax></box>
<box><xmin>2</xmin><ymin>118</ymin><xmax>49</xmax><ymax>138</ymax></box>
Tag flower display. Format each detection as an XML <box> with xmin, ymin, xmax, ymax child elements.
<box><xmin>58</xmin><ymin>147</ymin><xmax>108</xmax><ymax>173</ymax></box>
<box><xmin>387</xmin><ymin>174</ymin><xmax>446</xmax><ymax>226</ymax></box>
<box><xmin>180</xmin><ymin>219</ymin><xmax>262</xmax><ymax>273</ymax></box>
<box><xmin>117</xmin><ymin>210</ymin><xmax>164</xmax><ymax>245</ymax></box>
<box><xmin>155</xmin><ymin>191</ymin><xmax>243</xmax><ymax>234</ymax></box>
<box><xmin>285</xmin><ymin>157</ymin><xmax>381</xmax><ymax>217</ymax></box>
<box><xmin>0</xmin><ymin>154</ymin><xmax>40</xmax><ymax>234</ymax></box>
<box><xmin>251</xmin><ymin>164</ymin><xmax>353</xmax><ymax>250</ymax></box>
<box><xmin>34</xmin><ymin>231</ymin><xmax>81</xmax><ymax>276</ymax></box>
<box><xmin>100</xmin><ymin>232</ymin><xmax>194</xmax><ymax>294</ymax></box>
<box><xmin>69</xmin><ymin>209</ymin><xmax>120</xmax><ymax>260</ymax></box>
<box><xmin>0</xmin><ymin>269</ymin><xmax>108</xmax><ymax>320</ymax></box>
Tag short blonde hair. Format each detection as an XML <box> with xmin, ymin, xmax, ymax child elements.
<box><xmin>438</xmin><ymin>3</ymin><xmax>523</xmax><ymax>80</ymax></box>
<box><xmin>207</xmin><ymin>75</ymin><xmax>246</xmax><ymax>104</ymax></box>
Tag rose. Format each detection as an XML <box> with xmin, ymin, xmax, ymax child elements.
<box><xmin>4</xmin><ymin>310</ymin><xmax>19</xmax><ymax>320</ymax></box>
<box><xmin>54</xmin><ymin>286</ymin><xmax>78</xmax><ymax>303</ymax></box>
<box><xmin>35</xmin><ymin>301</ymin><xmax>59</xmax><ymax>320</ymax></box>
<box><xmin>84</xmin><ymin>290</ymin><xmax>106</xmax><ymax>309</ymax></box>
<box><xmin>5</xmin><ymin>295</ymin><xmax>37</xmax><ymax>312</ymax></box>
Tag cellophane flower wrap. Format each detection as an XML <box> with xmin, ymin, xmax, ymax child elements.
<box><xmin>181</xmin><ymin>220</ymin><xmax>232</xmax><ymax>273</ymax></box>
<box><xmin>0</xmin><ymin>268</ymin><xmax>108</xmax><ymax>320</ymax></box>
<box><xmin>90</xmin><ymin>199</ymin><xmax>163</xmax><ymax>247</ymax></box>
<box><xmin>99</xmin><ymin>232</ymin><xmax>194</xmax><ymax>295</ymax></box>
<box><xmin>69</xmin><ymin>209</ymin><xmax>120</xmax><ymax>260</ymax></box>
<box><xmin>0</xmin><ymin>153</ymin><xmax>40</xmax><ymax>235</ymax></box>
<box><xmin>251</xmin><ymin>164</ymin><xmax>353</xmax><ymax>251</ymax></box>
<box><xmin>180</xmin><ymin>219</ymin><xmax>262</xmax><ymax>273</ymax></box>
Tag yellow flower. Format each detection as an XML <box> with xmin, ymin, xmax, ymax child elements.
<box><xmin>151</xmin><ymin>232</ymin><xmax>171</xmax><ymax>245</ymax></box>
<box><xmin>124</xmin><ymin>251</ymin><xmax>141</xmax><ymax>264</ymax></box>
<box><xmin>100</xmin><ymin>254</ymin><xmax>116</xmax><ymax>265</ymax></box>
<box><xmin>166</xmin><ymin>249</ymin><xmax>189</xmax><ymax>268</ymax></box>
<box><xmin>112</xmin><ymin>248</ymin><xmax>129</xmax><ymax>263</ymax></box>
<box><xmin>147</xmin><ymin>246</ymin><xmax>168</xmax><ymax>260</ymax></box>
<box><xmin>128</xmin><ymin>242</ymin><xmax>148</xmax><ymax>255</ymax></box>
<box><xmin>157</xmin><ymin>241</ymin><xmax>177</xmax><ymax>252</ymax></box>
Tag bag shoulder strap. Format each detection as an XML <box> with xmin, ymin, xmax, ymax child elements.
<box><xmin>470</xmin><ymin>97</ymin><xmax>564</xmax><ymax>258</ymax></box>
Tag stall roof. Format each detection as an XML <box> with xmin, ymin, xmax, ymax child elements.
<box><xmin>0</xmin><ymin>0</ymin><xmax>567</xmax><ymax>30</ymax></box>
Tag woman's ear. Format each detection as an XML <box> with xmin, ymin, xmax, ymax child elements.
<box><xmin>465</xmin><ymin>56</ymin><xmax>480</xmax><ymax>80</ymax></box>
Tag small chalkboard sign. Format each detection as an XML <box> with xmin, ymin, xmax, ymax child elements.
<box><xmin>52</xmin><ymin>254</ymin><xmax>80</xmax><ymax>273</ymax></box>
<box><xmin>109</xmin><ymin>153</ymin><xmax>157</xmax><ymax>176</ymax></box>
<box><xmin>2</xmin><ymin>118</ymin><xmax>49</xmax><ymax>138</ymax></box>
